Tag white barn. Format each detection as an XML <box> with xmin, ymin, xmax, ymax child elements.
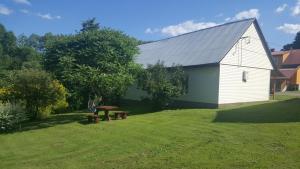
<box><xmin>124</xmin><ymin>18</ymin><xmax>274</xmax><ymax>108</ymax></box>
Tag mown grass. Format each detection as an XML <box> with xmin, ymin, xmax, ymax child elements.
<box><xmin>0</xmin><ymin>94</ymin><xmax>299</xmax><ymax>169</ymax></box>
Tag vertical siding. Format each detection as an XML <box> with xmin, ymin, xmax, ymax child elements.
<box><xmin>175</xmin><ymin>66</ymin><xmax>219</xmax><ymax>104</ymax></box>
<box><xmin>218</xmin><ymin>64</ymin><xmax>270</xmax><ymax>104</ymax></box>
<box><xmin>124</xmin><ymin>66</ymin><xmax>220</xmax><ymax>104</ymax></box>
<box><xmin>291</xmin><ymin>68</ymin><xmax>300</xmax><ymax>85</ymax></box>
<box><xmin>221</xmin><ymin>23</ymin><xmax>273</xmax><ymax>70</ymax></box>
<box><xmin>296</xmin><ymin>69</ymin><xmax>300</xmax><ymax>85</ymax></box>
<box><xmin>219</xmin><ymin>22</ymin><xmax>273</xmax><ymax>104</ymax></box>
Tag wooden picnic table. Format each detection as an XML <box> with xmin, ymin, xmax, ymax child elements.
<box><xmin>95</xmin><ymin>106</ymin><xmax>119</xmax><ymax>121</ymax></box>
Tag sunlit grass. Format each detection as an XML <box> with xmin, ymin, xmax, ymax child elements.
<box><xmin>0</xmin><ymin>94</ymin><xmax>299</xmax><ymax>169</ymax></box>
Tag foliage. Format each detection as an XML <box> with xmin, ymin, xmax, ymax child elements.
<box><xmin>282</xmin><ymin>31</ymin><xmax>300</xmax><ymax>51</ymax></box>
<box><xmin>0</xmin><ymin>24</ymin><xmax>16</xmax><ymax>55</ymax></box>
<box><xmin>51</xmin><ymin>80</ymin><xmax>69</xmax><ymax>114</ymax></box>
<box><xmin>10</xmin><ymin>69</ymin><xmax>68</xmax><ymax>119</ymax></box>
<box><xmin>0</xmin><ymin>24</ymin><xmax>42</xmax><ymax>87</ymax></box>
<box><xmin>17</xmin><ymin>33</ymin><xmax>56</xmax><ymax>52</ymax></box>
<box><xmin>45</xmin><ymin>22</ymin><xmax>140</xmax><ymax>108</ymax></box>
<box><xmin>0</xmin><ymin>87</ymin><xmax>13</xmax><ymax>102</ymax></box>
<box><xmin>0</xmin><ymin>102</ymin><xmax>27</xmax><ymax>132</ymax></box>
<box><xmin>80</xmin><ymin>17</ymin><xmax>100</xmax><ymax>32</ymax></box>
<box><xmin>137</xmin><ymin>62</ymin><xmax>188</xmax><ymax>108</ymax></box>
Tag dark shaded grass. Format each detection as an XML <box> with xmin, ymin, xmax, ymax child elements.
<box><xmin>214</xmin><ymin>98</ymin><xmax>300</xmax><ymax>123</ymax></box>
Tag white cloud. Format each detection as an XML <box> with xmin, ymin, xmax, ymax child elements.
<box><xmin>277</xmin><ymin>23</ymin><xmax>300</xmax><ymax>34</ymax></box>
<box><xmin>37</xmin><ymin>13</ymin><xmax>61</xmax><ymax>20</ymax></box>
<box><xmin>161</xmin><ymin>20</ymin><xmax>218</xmax><ymax>36</ymax></box>
<box><xmin>215</xmin><ymin>13</ymin><xmax>223</xmax><ymax>17</ymax></box>
<box><xmin>225</xmin><ymin>17</ymin><xmax>231</xmax><ymax>21</ymax></box>
<box><xmin>0</xmin><ymin>4</ymin><xmax>13</xmax><ymax>15</ymax></box>
<box><xmin>275</xmin><ymin>4</ymin><xmax>288</xmax><ymax>13</ymax></box>
<box><xmin>145</xmin><ymin>28</ymin><xmax>159</xmax><ymax>34</ymax></box>
<box><xmin>13</xmin><ymin>0</ymin><xmax>31</xmax><ymax>5</ymax></box>
<box><xmin>20</xmin><ymin>9</ymin><xmax>29</xmax><ymax>14</ymax></box>
<box><xmin>291</xmin><ymin>0</ymin><xmax>300</xmax><ymax>16</ymax></box>
<box><xmin>145</xmin><ymin>20</ymin><xmax>218</xmax><ymax>36</ymax></box>
<box><xmin>226</xmin><ymin>9</ymin><xmax>260</xmax><ymax>21</ymax></box>
<box><xmin>145</xmin><ymin>9</ymin><xmax>260</xmax><ymax>37</ymax></box>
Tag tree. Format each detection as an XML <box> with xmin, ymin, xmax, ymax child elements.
<box><xmin>80</xmin><ymin>18</ymin><xmax>100</xmax><ymax>32</ymax></box>
<box><xmin>10</xmin><ymin>69</ymin><xmax>68</xmax><ymax>119</ymax></box>
<box><xmin>0</xmin><ymin>24</ymin><xmax>16</xmax><ymax>54</ymax></box>
<box><xmin>45</xmin><ymin>24</ymin><xmax>140</xmax><ymax>108</ymax></box>
<box><xmin>0</xmin><ymin>24</ymin><xmax>42</xmax><ymax>72</ymax></box>
<box><xmin>137</xmin><ymin>62</ymin><xmax>188</xmax><ymax>109</ymax></box>
<box><xmin>0</xmin><ymin>24</ymin><xmax>41</xmax><ymax>88</ymax></box>
<box><xmin>292</xmin><ymin>32</ymin><xmax>300</xmax><ymax>49</ymax></box>
<box><xmin>282</xmin><ymin>31</ymin><xmax>300</xmax><ymax>51</ymax></box>
<box><xmin>17</xmin><ymin>33</ymin><xmax>55</xmax><ymax>52</ymax></box>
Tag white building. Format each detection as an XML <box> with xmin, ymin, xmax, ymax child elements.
<box><xmin>124</xmin><ymin>18</ymin><xmax>274</xmax><ymax>108</ymax></box>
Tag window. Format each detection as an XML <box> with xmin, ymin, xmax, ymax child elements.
<box><xmin>242</xmin><ymin>71</ymin><xmax>248</xmax><ymax>82</ymax></box>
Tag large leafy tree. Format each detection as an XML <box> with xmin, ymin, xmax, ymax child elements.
<box><xmin>0</xmin><ymin>24</ymin><xmax>42</xmax><ymax>87</ymax></box>
<box><xmin>44</xmin><ymin>19</ymin><xmax>140</xmax><ymax>108</ymax></box>
<box><xmin>282</xmin><ymin>31</ymin><xmax>300</xmax><ymax>51</ymax></box>
<box><xmin>137</xmin><ymin>62</ymin><xmax>188</xmax><ymax>109</ymax></box>
<box><xmin>17</xmin><ymin>32</ymin><xmax>55</xmax><ymax>52</ymax></box>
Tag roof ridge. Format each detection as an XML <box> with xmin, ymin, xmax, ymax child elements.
<box><xmin>140</xmin><ymin>18</ymin><xmax>256</xmax><ymax>45</ymax></box>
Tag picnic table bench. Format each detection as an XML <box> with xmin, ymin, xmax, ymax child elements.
<box><xmin>87</xmin><ymin>106</ymin><xmax>128</xmax><ymax>123</ymax></box>
<box><xmin>87</xmin><ymin>114</ymin><xmax>99</xmax><ymax>123</ymax></box>
<box><xmin>95</xmin><ymin>106</ymin><xmax>119</xmax><ymax>121</ymax></box>
<box><xmin>114</xmin><ymin>111</ymin><xmax>128</xmax><ymax>120</ymax></box>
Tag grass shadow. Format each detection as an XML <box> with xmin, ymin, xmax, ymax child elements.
<box><xmin>119</xmin><ymin>100</ymin><xmax>160</xmax><ymax>116</ymax></box>
<box><xmin>2</xmin><ymin>111</ymin><xmax>90</xmax><ymax>134</ymax></box>
<box><xmin>214</xmin><ymin>98</ymin><xmax>300</xmax><ymax>123</ymax></box>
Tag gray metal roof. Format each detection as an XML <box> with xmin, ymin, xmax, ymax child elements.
<box><xmin>136</xmin><ymin>18</ymin><xmax>255</xmax><ymax>68</ymax></box>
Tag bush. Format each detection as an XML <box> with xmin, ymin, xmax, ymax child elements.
<box><xmin>0</xmin><ymin>87</ymin><xmax>13</xmax><ymax>102</ymax></box>
<box><xmin>137</xmin><ymin>62</ymin><xmax>188</xmax><ymax>109</ymax></box>
<box><xmin>50</xmin><ymin>80</ymin><xmax>68</xmax><ymax>114</ymax></box>
<box><xmin>0</xmin><ymin>102</ymin><xmax>27</xmax><ymax>132</ymax></box>
<box><xmin>10</xmin><ymin>69</ymin><xmax>68</xmax><ymax>119</ymax></box>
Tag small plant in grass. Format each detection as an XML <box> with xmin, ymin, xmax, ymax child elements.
<box><xmin>0</xmin><ymin>102</ymin><xmax>27</xmax><ymax>132</ymax></box>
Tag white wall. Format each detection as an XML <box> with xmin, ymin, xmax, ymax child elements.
<box><xmin>218</xmin><ymin>64</ymin><xmax>271</xmax><ymax>104</ymax></box>
<box><xmin>221</xmin><ymin>23</ymin><xmax>273</xmax><ymax>70</ymax></box>
<box><xmin>124</xmin><ymin>66</ymin><xmax>220</xmax><ymax>104</ymax></box>
<box><xmin>218</xmin><ymin>22</ymin><xmax>273</xmax><ymax>104</ymax></box>
<box><xmin>175</xmin><ymin>66</ymin><xmax>219</xmax><ymax>104</ymax></box>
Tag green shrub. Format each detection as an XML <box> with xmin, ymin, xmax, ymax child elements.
<box><xmin>48</xmin><ymin>80</ymin><xmax>69</xmax><ymax>114</ymax></box>
<box><xmin>37</xmin><ymin>106</ymin><xmax>52</xmax><ymax>120</ymax></box>
<box><xmin>0</xmin><ymin>102</ymin><xmax>27</xmax><ymax>132</ymax></box>
<box><xmin>137</xmin><ymin>62</ymin><xmax>188</xmax><ymax>109</ymax></box>
<box><xmin>0</xmin><ymin>87</ymin><xmax>12</xmax><ymax>102</ymax></box>
<box><xmin>36</xmin><ymin>80</ymin><xmax>68</xmax><ymax>118</ymax></box>
<box><xmin>10</xmin><ymin>69</ymin><xmax>69</xmax><ymax>119</ymax></box>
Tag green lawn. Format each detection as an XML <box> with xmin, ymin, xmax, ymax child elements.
<box><xmin>1</xmin><ymin>95</ymin><xmax>300</xmax><ymax>169</ymax></box>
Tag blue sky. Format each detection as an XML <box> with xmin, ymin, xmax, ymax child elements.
<box><xmin>0</xmin><ymin>0</ymin><xmax>300</xmax><ymax>50</ymax></box>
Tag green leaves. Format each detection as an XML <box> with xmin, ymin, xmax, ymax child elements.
<box><xmin>44</xmin><ymin>26</ymin><xmax>140</xmax><ymax>107</ymax></box>
<box><xmin>10</xmin><ymin>69</ymin><xmax>68</xmax><ymax>119</ymax></box>
<box><xmin>282</xmin><ymin>32</ymin><xmax>300</xmax><ymax>50</ymax></box>
<box><xmin>137</xmin><ymin>62</ymin><xmax>188</xmax><ymax>109</ymax></box>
